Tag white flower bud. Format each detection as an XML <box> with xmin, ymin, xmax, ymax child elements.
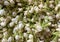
<box><xmin>50</xmin><ymin>41</ymin><xmax>55</xmax><ymax>42</ymax></box>
<box><xmin>11</xmin><ymin>18</ymin><xmax>15</xmax><ymax>22</ymax></box>
<box><xmin>25</xmin><ymin>23</ymin><xmax>30</xmax><ymax>27</ymax></box>
<box><xmin>56</xmin><ymin>28</ymin><xmax>60</xmax><ymax>31</ymax></box>
<box><xmin>58</xmin><ymin>24</ymin><xmax>60</xmax><ymax>28</ymax></box>
<box><xmin>38</xmin><ymin>3</ymin><xmax>43</xmax><ymax>8</ymax></box>
<box><xmin>28</xmin><ymin>0</ymin><xmax>32</xmax><ymax>5</ymax></box>
<box><xmin>9</xmin><ymin>22</ymin><xmax>15</xmax><ymax>27</ymax></box>
<box><xmin>12</xmin><ymin>18</ymin><xmax>17</xmax><ymax>24</ymax></box>
<box><xmin>27</xmin><ymin>39</ymin><xmax>32</xmax><ymax>42</ymax></box>
<box><xmin>34</xmin><ymin>6</ymin><xmax>39</xmax><ymax>13</ymax></box>
<box><xmin>18</xmin><ymin>8</ymin><xmax>23</xmax><ymax>12</ymax></box>
<box><xmin>39</xmin><ymin>40</ymin><xmax>44</xmax><ymax>42</ymax></box>
<box><xmin>17</xmin><ymin>3</ymin><xmax>22</xmax><ymax>6</ymax></box>
<box><xmin>25</xmin><ymin>26</ymin><xmax>31</xmax><ymax>33</ymax></box>
<box><xmin>56</xmin><ymin>14</ymin><xmax>60</xmax><ymax>19</ymax></box>
<box><xmin>23</xmin><ymin>33</ymin><xmax>28</xmax><ymax>38</ymax></box>
<box><xmin>4</xmin><ymin>1</ymin><xmax>10</xmax><ymax>6</ymax></box>
<box><xmin>48</xmin><ymin>16</ymin><xmax>53</xmax><ymax>21</ymax></box>
<box><xmin>8</xmin><ymin>36</ymin><xmax>14</xmax><ymax>42</ymax></box>
<box><xmin>35</xmin><ymin>24</ymin><xmax>42</xmax><ymax>32</ymax></box>
<box><xmin>24</xmin><ymin>11</ymin><xmax>28</xmax><ymax>16</ymax></box>
<box><xmin>48</xmin><ymin>22</ymin><xmax>51</xmax><ymax>25</ymax></box>
<box><xmin>58</xmin><ymin>38</ymin><xmax>60</xmax><ymax>42</ymax></box>
<box><xmin>12</xmin><ymin>12</ymin><xmax>17</xmax><ymax>17</ymax></box>
<box><xmin>18</xmin><ymin>21</ymin><xmax>24</xmax><ymax>29</ymax></box>
<box><xmin>0</xmin><ymin>17</ymin><xmax>5</xmax><ymax>22</ymax></box>
<box><xmin>2</xmin><ymin>38</ymin><xmax>8</xmax><ymax>42</ymax></box>
<box><xmin>15</xmin><ymin>35</ymin><xmax>20</xmax><ymax>40</ymax></box>
<box><xmin>0</xmin><ymin>9</ymin><xmax>5</xmax><ymax>16</ymax></box>
<box><xmin>10</xmin><ymin>0</ymin><xmax>15</xmax><ymax>4</ymax></box>
<box><xmin>31</xmin><ymin>18</ymin><xmax>34</xmax><ymax>22</ymax></box>
<box><xmin>45</xmin><ymin>28</ymin><xmax>50</xmax><ymax>32</ymax></box>
<box><xmin>49</xmin><ymin>4</ymin><xmax>54</xmax><ymax>8</ymax></box>
<box><xmin>3</xmin><ymin>31</ymin><xmax>8</xmax><ymax>36</ymax></box>
<box><xmin>57</xmin><ymin>4</ymin><xmax>60</xmax><ymax>7</ymax></box>
<box><xmin>13</xmin><ymin>27</ymin><xmax>19</xmax><ymax>33</ymax></box>
<box><xmin>46</xmin><ymin>12</ymin><xmax>50</xmax><ymax>15</ymax></box>
<box><xmin>55</xmin><ymin>4</ymin><xmax>60</xmax><ymax>11</ymax></box>
<box><xmin>29</xmin><ymin>34</ymin><xmax>33</xmax><ymax>39</ymax></box>
<box><xmin>29</xmin><ymin>7</ymin><xmax>34</xmax><ymax>13</ymax></box>
<box><xmin>0</xmin><ymin>22</ymin><xmax>6</xmax><ymax>27</ymax></box>
<box><xmin>16</xmin><ymin>0</ymin><xmax>20</xmax><ymax>2</ymax></box>
<box><xmin>3</xmin><ymin>28</ymin><xmax>7</xmax><ymax>32</ymax></box>
<box><xmin>55</xmin><ymin>6</ymin><xmax>58</xmax><ymax>11</ymax></box>
<box><xmin>16</xmin><ymin>15</ymin><xmax>20</xmax><ymax>19</ymax></box>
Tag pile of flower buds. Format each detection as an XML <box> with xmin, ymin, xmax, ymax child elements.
<box><xmin>0</xmin><ymin>0</ymin><xmax>60</xmax><ymax>42</ymax></box>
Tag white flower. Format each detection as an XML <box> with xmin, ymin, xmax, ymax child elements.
<box><xmin>13</xmin><ymin>27</ymin><xmax>19</xmax><ymax>33</ymax></box>
<box><xmin>3</xmin><ymin>28</ymin><xmax>7</xmax><ymax>32</ymax></box>
<box><xmin>35</xmin><ymin>24</ymin><xmax>42</xmax><ymax>32</ymax></box>
<box><xmin>4</xmin><ymin>1</ymin><xmax>10</xmax><ymax>6</ymax></box>
<box><xmin>28</xmin><ymin>0</ymin><xmax>32</xmax><ymax>5</ymax></box>
<box><xmin>45</xmin><ymin>28</ymin><xmax>50</xmax><ymax>32</ymax></box>
<box><xmin>29</xmin><ymin>7</ymin><xmax>34</xmax><ymax>13</ymax></box>
<box><xmin>55</xmin><ymin>4</ymin><xmax>60</xmax><ymax>11</ymax></box>
<box><xmin>56</xmin><ymin>14</ymin><xmax>60</xmax><ymax>19</ymax></box>
<box><xmin>10</xmin><ymin>0</ymin><xmax>15</xmax><ymax>4</ymax></box>
<box><xmin>0</xmin><ymin>9</ymin><xmax>5</xmax><ymax>16</ymax></box>
<box><xmin>17</xmin><ymin>3</ymin><xmax>22</xmax><ymax>6</ymax></box>
<box><xmin>24</xmin><ymin>11</ymin><xmax>28</xmax><ymax>16</ymax></box>
<box><xmin>38</xmin><ymin>3</ymin><xmax>43</xmax><ymax>8</ymax></box>
<box><xmin>56</xmin><ymin>27</ymin><xmax>60</xmax><ymax>31</ymax></box>
<box><xmin>0</xmin><ymin>22</ymin><xmax>6</xmax><ymax>27</ymax></box>
<box><xmin>48</xmin><ymin>16</ymin><xmax>53</xmax><ymax>21</ymax></box>
<box><xmin>15</xmin><ymin>35</ymin><xmax>20</xmax><ymax>40</ymax></box>
<box><xmin>23</xmin><ymin>33</ymin><xmax>28</xmax><ymax>38</ymax></box>
<box><xmin>25</xmin><ymin>26</ymin><xmax>31</xmax><ymax>33</ymax></box>
<box><xmin>12</xmin><ymin>12</ymin><xmax>17</xmax><ymax>17</ymax></box>
<box><xmin>58</xmin><ymin>24</ymin><xmax>60</xmax><ymax>28</ymax></box>
<box><xmin>16</xmin><ymin>0</ymin><xmax>20</xmax><ymax>2</ymax></box>
<box><xmin>48</xmin><ymin>22</ymin><xmax>51</xmax><ymax>25</ymax></box>
<box><xmin>49</xmin><ymin>4</ymin><xmax>54</xmax><ymax>8</ymax></box>
<box><xmin>2</xmin><ymin>38</ymin><xmax>8</xmax><ymax>42</ymax></box>
<box><xmin>29</xmin><ymin>34</ymin><xmax>33</xmax><ymax>39</ymax></box>
<box><xmin>49</xmin><ymin>1</ymin><xmax>54</xmax><ymax>4</ymax></box>
<box><xmin>18</xmin><ymin>8</ymin><xmax>23</xmax><ymax>12</ymax></box>
<box><xmin>25</xmin><ymin>23</ymin><xmax>30</xmax><ymax>27</ymax></box>
<box><xmin>51</xmin><ymin>24</ymin><xmax>55</xmax><ymax>27</ymax></box>
<box><xmin>18</xmin><ymin>21</ymin><xmax>24</xmax><ymax>29</ymax></box>
<box><xmin>15</xmin><ymin>15</ymin><xmax>20</xmax><ymax>20</ymax></box>
<box><xmin>3</xmin><ymin>31</ymin><xmax>8</xmax><ymax>36</ymax></box>
<box><xmin>8</xmin><ymin>36</ymin><xmax>14</xmax><ymax>42</ymax></box>
<box><xmin>11</xmin><ymin>18</ymin><xmax>15</xmax><ymax>22</ymax></box>
<box><xmin>27</xmin><ymin>39</ymin><xmax>32</xmax><ymax>42</ymax></box>
<box><xmin>0</xmin><ymin>17</ymin><xmax>5</xmax><ymax>22</ymax></box>
<box><xmin>9</xmin><ymin>22</ymin><xmax>15</xmax><ymax>27</ymax></box>
<box><xmin>55</xmin><ymin>6</ymin><xmax>58</xmax><ymax>11</ymax></box>
<box><xmin>11</xmin><ymin>18</ymin><xmax>18</xmax><ymax>24</ymax></box>
<box><xmin>57</xmin><ymin>4</ymin><xmax>60</xmax><ymax>7</ymax></box>
<box><xmin>28</xmin><ymin>0</ymin><xmax>32</xmax><ymax>3</ymax></box>
<box><xmin>34</xmin><ymin>6</ymin><xmax>39</xmax><ymax>13</ymax></box>
<box><xmin>46</xmin><ymin>12</ymin><xmax>50</xmax><ymax>15</ymax></box>
<box><xmin>58</xmin><ymin>38</ymin><xmax>60</xmax><ymax>42</ymax></box>
<box><xmin>23</xmin><ymin>16</ymin><xmax>27</xmax><ymax>22</ymax></box>
<box><xmin>39</xmin><ymin>40</ymin><xmax>44</xmax><ymax>42</ymax></box>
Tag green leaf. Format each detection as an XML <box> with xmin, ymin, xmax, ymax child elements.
<box><xmin>53</xmin><ymin>32</ymin><xmax>60</xmax><ymax>37</ymax></box>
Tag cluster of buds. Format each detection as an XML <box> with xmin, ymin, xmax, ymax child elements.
<box><xmin>0</xmin><ymin>0</ymin><xmax>60</xmax><ymax>42</ymax></box>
